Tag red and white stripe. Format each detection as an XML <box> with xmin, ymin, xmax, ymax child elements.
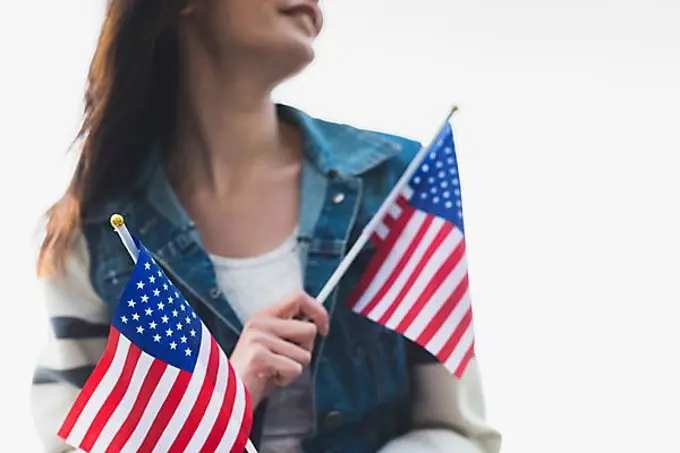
<box><xmin>349</xmin><ymin>186</ymin><xmax>475</xmax><ymax>378</ymax></box>
<box><xmin>58</xmin><ymin>323</ymin><xmax>251</xmax><ymax>453</ymax></box>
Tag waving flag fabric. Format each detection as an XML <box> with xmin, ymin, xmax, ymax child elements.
<box><xmin>58</xmin><ymin>239</ymin><xmax>252</xmax><ymax>453</ymax></box>
<box><xmin>348</xmin><ymin>123</ymin><xmax>475</xmax><ymax>378</ymax></box>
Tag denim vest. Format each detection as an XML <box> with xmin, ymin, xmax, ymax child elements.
<box><xmin>81</xmin><ymin>105</ymin><xmax>434</xmax><ymax>453</ymax></box>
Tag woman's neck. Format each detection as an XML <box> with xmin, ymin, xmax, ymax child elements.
<box><xmin>168</xmin><ymin>50</ymin><xmax>299</xmax><ymax>197</ymax></box>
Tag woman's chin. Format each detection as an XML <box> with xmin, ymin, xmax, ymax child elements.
<box><xmin>265</xmin><ymin>38</ymin><xmax>316</xmax><ymax>80</ymax></box>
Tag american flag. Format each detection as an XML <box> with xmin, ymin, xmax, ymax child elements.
<box><xmin>348</xmin><ymin>123</ymin><xmax>475</xmax><ymax>378</ymax></box>
<box><xmin>59</xmin><ymin>239</ymin><xmax>252</xmax><ymax>452</ymax></box>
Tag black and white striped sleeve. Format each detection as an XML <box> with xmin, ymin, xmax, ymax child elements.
<box><xmin>31</xmin><ymin>232</ymin><xmax>110</xmax><ymax>452</ymax></box>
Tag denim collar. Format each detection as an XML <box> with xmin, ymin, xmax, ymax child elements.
<box><xmin>280</xmin><ymin>104</ymin><xmax>404</xmax><ymax>177</ymax></box>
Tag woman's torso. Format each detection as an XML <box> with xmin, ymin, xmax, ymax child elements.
<box><xmin>80</xmin><ymin>105</ymin><xmax>425</xmax><ymax>453</ymax></box>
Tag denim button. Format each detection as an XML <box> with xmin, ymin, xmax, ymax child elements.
<box><xmin>332</xmin><ymin>193</ymin><xmax>345</xmax><ymax>204</ymax></box>
<box><xmin>323</xmin><ymin>410</ymin><xmax>344</xmax><ymax>429</ymax></box>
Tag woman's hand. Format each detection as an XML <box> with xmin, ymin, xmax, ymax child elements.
<box><xmin>229</xmin><ymin>291</ymin><xmax>329</xmax><ymax>408</ymax></box>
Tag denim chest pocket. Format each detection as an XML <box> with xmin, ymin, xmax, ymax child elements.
<box><xmin>94</xmin><ymin>256</ymin><xmax>136</xmax><ymax>314</ymax></box>
<box><xmin>335</xmin><ymin>241</ymin><xmax>410</xmax><ymax>400</ymax></box>
<box><xmin>330</xmin><ymin>308</ymin><xmax>406</xmax><ymax>408</ymax></box>
<box><xmin>346</xmin><ymin>311</ymin><xmax>399</xmax><ymax>360</ymax></box>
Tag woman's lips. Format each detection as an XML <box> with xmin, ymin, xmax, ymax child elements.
<box><xmin>280</xmin><ymin>3</ymin><xmax>321</xmax><ymax>35</ymax></box>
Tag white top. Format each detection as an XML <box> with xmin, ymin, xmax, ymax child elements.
<box><xmin>210</xmin><ymin>230</ymin><xmax>303</xmax><ymax>323</ymax></box>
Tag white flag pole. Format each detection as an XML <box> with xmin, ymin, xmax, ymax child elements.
<box><xmin>245</xmin><ymin>439</ymin><xmax>258</xmax><ymax>453</ymax></box>
<box><xmin>110</xmin><ymin>214</ymin><xmax>139</xmax><ymax>263</ymax></box>
<box><xmin>315</xmin><ymin>105</ymin><xmax>458</xmax><ymax>304</ymax></box>
<box><xmin>109</xmin><ymin>214</ymin><xmax>260</xmax><ymax>453</ymax></box>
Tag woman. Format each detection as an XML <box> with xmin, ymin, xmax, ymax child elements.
<box><xmin>33</xmin><ymin>0</ymin><xmax>501</xmax><ymax>452</ymax></box>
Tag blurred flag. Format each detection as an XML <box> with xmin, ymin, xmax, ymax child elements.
<box><xmin>58</xmin><ymin>239</ymin><xmax>252</xmax><ymax>452</ymax></box>
<box><xmin>348</xmin><ymin>123</ymin><xmax>475</xmax><ymax>378</ymax></box>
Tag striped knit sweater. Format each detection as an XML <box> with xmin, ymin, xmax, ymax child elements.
<box><xmin>31</xmin><ymin>232</ymin><xmax>501</xmax><ymax>453</ymax></box>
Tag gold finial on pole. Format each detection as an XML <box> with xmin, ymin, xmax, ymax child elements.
<box><xmin>110</xmin><ymin>213</ymin><xmax>125</xmax><ymax>229</ymax></box>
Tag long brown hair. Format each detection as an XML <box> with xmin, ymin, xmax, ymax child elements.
<box><xmin>38</xmin><ymin>0</ymin><xmax>186</xmax><ymax>277</ymax></box>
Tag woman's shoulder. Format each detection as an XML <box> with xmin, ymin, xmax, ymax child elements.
<box><xmin>34</xmin><ymin>216</ymin><xmax>91</xmax><ymax>281</ymax></box>
<box><xmin>33</xmin><ymin>216</ymin><xmax>109</xmax><ymax>322</ymax></box>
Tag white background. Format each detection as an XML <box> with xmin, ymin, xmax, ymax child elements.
<box><xmin>1</xmin><ymin>0</ymin><xmax>679</xmax><ymax>451</ymax></box>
